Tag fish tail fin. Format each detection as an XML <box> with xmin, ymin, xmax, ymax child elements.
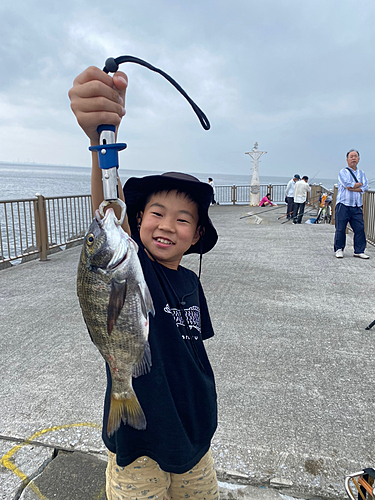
<box><xmin>107</xmin><ymin>391</ymin><xmax>146</xmax><ymax>436</ymax></box>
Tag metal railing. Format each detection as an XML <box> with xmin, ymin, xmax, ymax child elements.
<box><xmin>0</xmin><ymin>194</ymin><xmax>92</xmax><ymax>266</ymax></box>
<box><xmin>309</xmin><ymin>184</ymin><xmax>329</xmax><ymax>209</ymax></box>
<box><xmin>216</xmin><ymin>184</ymin><xmax>287</xmax><ymax>205</ymax></box>
<box><xmin>364</xmin><ymin>190</ymin><xmax>375</xmax><ymax>245</ymax></box>
<box><xmin>2</xmin><ymin>184</ymin><xmax>375</xmax><ymax>267</ymax></box>
<box><xmin>216</xmin><ymin>183</ymin><xmax>327</xmax><ymax>205</ymax></box>
<box><xmin>0</xmin><ymin>198</ymin><xmax>39</xmax><ymax>264</ymax></box>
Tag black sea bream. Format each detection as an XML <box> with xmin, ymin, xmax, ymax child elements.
<box><xmin>77</xmin><ymin>208</ymin><xmax>154</xmax><ymax>435</ymax></box>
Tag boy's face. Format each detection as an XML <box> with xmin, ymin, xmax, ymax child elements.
<box><xmin>139</xmin><ymin>190</ymin><xmax>200</xmax><ymax>270</ymax></box>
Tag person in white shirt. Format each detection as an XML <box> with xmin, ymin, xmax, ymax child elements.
<box><xmin>208</xmin><ymin>178</ymin><xmax>216</xmax><ymax>205</ymax></box>
<box><xmin>284</xmin><ymin>174</ymin><xmax>300</xmax><ymax>219</ymax></box>
<box><xmin>292</xmin><ymin>176</ymin><xmax>311</xmax><ymax>224</ymax></box>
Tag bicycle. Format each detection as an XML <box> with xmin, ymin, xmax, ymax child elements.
<box><xmin>314</xmin><ymin>196</ymin><xmax>332</xmax><ymax>224</ymax></box>
<box><xmin>345</xmin><ymin>468</ymin><xmax>375</xmax><ymax>500</ymax></box>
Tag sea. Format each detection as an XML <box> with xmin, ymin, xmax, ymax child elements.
<box><xmin>0</xmin><ymin>162</ymin><xmax>339</xmax><ymax>201</ymax></box>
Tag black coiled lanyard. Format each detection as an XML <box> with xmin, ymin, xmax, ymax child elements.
<box><xmin>103</xmin><ymin>55</ymin><xmax>210</xmax><ymax>130</ymax></box>
<box><xmin>90</xmin><ymin>55</ymin><xmax>211</xmax><ymax>225</ymax></box>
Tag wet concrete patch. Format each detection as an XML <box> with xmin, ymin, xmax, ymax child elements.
<box><xmin>20</xmin><ymin>451</ymin><xmax>106</xmax><ymax>500</ymax></box>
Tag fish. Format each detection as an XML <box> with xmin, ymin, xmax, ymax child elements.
<box><xmin>77</xmin><ymin>207</ymin><xmax>155</xmax><ymax>435</ymax></box>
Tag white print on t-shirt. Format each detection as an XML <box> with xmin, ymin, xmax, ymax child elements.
<box><xmin>164</xmin><ymin>303</ymin><xmax>201</xmax><ymax>338</ymax></box>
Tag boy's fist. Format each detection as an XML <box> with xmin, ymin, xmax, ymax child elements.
<box><xmin>68</xmin><ymin>66</ymin><xmax>128</xmax><ymax>144</ymax></box>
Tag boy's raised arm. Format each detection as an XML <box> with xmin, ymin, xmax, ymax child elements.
<box><xmin>68</xmin><ymin>66</ymin><xmax>130</xmax><ymax>234</ymax></box>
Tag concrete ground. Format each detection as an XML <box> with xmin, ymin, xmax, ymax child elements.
<box><xmin>1</xmin><ymin>204</ymin><xmax>374</xmax><ymax>500</ymax></box>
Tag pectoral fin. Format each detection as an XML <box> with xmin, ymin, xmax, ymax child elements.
<box><xmin>138</xmin><ymin>282</ymin><xmax>155</xmax><ymax>318</ymax></box>
<box><xmin>107</xmin><ymin>279</ymin><xmax>127</xmax><ymax>335</ymax></box>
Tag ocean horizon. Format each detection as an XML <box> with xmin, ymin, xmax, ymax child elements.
<box><xmin>0</xmin><ymin>161</ymin><xmax>338</xmax><ymax>201</ymax></box>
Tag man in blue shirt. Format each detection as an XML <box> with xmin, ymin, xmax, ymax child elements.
<box><xmin>334</xmin><ymin>150</ymin><xmax>369</xmax><ymax>259</ymax></box>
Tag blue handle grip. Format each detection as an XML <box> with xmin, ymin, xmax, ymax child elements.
<box><xmin>97</xmin><ymin>124</ymin><xmax>116</xmax><ymax>134</ymax></box>
<box><xmin>89</xmin><ymin>142</ymin><xmax>127</xmax><ymax>170</ymax></box>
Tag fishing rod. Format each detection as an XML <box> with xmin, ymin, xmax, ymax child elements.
<box><xmin>281</xmin><ymin>205</ymin><xmax>319</xmax><ymax>224</ymax></box>
<box><xmin>279</xmin><ymin>193</ymin><xmax>323</xmax><ymax>224</ymax></box>
<box><xmin>240</xmin><ymin>181</ymin><xmax>327</xmax><ymax>222</ymax></box>
<box><xmin>365</xmin><ymin>319</ymin><xmax>375</xmax><ymax>330</ymax></box>
<box><xmin>278</xmin><ymin>210</ymin><xmax>294</xmax><ymax>220</ymax></box>
<box><xmin>308</xmin><ymin>170</ymin><xmax>320</xmax><ymax>184</ymax></box>
<box><xmin>239</xmin><ymin>203</ymin><xmax>289</xmax><ymax>220</ymax></box>
<box><xmin>277</xmin><ymin>202</ymin><xmax>320</xmax><ymax>220</ymax></box>
<box><xmin>240</xmin><ymin>192</ymin><xmax>323</xmax><ymax>221</ymax></box>
<box><xmin>89</xmin><ymin>55</ymin><xmax>210</xmax><ymax>224</ymax></box>
<box><xmin>280</xmin><ymin>193</ymin><xmax>323</xmax><ymax>224</ymax></box>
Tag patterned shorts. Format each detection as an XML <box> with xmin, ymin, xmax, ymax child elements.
<box><xmin>106</xmin><ymin>449</ymin><xmax>219</xmax><ymax>500</ymax></box>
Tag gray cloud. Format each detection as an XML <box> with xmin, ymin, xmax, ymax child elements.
<box><xmin>1</xmin><ymin>0</ymin><xmax>375</xmax><ymax>182</ymax></box>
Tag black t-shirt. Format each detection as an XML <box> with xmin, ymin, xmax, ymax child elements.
<box><xmin>102</xmin><ymin>235</ymin><xmax>217</xmax><ymax>473</ymax></box>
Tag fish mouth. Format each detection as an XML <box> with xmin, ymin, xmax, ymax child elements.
<box><xmin>95</xmin><ymin>206</ymin><xmax>124</xmax><ymax>226</ymax></box>
<box><xmin>95</xmin><ymin>208</ymin><xmax>113</xmax><ymax>226</ymax></box>
<box><xmin>98</xmin><ymin>199</ymin><xmax>126</xmax><ymax>226</ymax></box>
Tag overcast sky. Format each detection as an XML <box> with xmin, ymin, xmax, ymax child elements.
<box><xmin>1</xmin><ymin>0</ymin><xmax>375</xmax><ymax>181</ymax></box>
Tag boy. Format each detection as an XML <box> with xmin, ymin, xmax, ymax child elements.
<box><xmin>69</xmin><ymin>67</ymin><xmax>219</xmax><ymax>499</ymax></box>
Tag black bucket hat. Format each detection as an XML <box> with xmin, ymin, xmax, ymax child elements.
<box><xmin>123</xmin><ymin>172</ymin><xmax>218</xmax><ymax>254</ymax></box>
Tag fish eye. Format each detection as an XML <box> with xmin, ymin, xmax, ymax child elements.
<box><xmin>86</xmin><ymin>233</ymin><xmax>95</xmax><ymax>246</ymax></box>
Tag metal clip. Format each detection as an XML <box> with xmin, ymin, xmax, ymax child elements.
<box><xmin>99</xmin><ymin>199</ymin><xmax>126</xmax><ymax>226</ymax></box>
<box><xmin>88</xmin><ymin>125</ymin><xmax>127</xmax><ymax>202</ymax></box>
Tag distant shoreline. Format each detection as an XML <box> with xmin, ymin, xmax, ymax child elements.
<box><xmin>0</xmin><ymin>161</ymin><xmax>338</xmax><ymax>189</ymax></box>
<box><xmin>0</xmin><ymin>160</ymin><xmax>89</xmax><ymax>169</ymax></box>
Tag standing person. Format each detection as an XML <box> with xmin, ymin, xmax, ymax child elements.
<box><xmin>334</xmin><ymin>150</ymin><xmax>369</xmax><ymax>259</ymax></box>
<box><xmin>208</xmin><ymin>177</ymin><xmax>216</xmax><ymax>205</ymax></box>
<box><xmin>69</xmin><ymin>66</ymin><xmax>219</xmax><ymax>499</ymax></box>
<box><xmin>285</xmin><ymin>174</ymin><xmax>300</xmax><ymax>219</ymax></box>
<box><xmin>292</xmin><ymin>176</ymin><xmax>311</xmax><ymax>224</ymax></box>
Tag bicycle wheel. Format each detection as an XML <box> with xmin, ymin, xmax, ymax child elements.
<box><xmin>315</xmin><ymin>208</ymin><xmax>324</xmax><ymax>224</ymax></box>
<box><xmin>325</xmin><ymin>206</ymin><xmax>332</xmax><ymax>224</ymax></box>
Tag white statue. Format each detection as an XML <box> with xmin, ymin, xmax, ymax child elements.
<box><xmin>245</xmin><ymin>142</ymin><xmax>267</xmax><ymax>206</ymax></box>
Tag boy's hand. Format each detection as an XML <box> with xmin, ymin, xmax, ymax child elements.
<box><xmin>68</xmin><ymin>66</ymin><xmax>128</xmax><ymax>144</ymax></box>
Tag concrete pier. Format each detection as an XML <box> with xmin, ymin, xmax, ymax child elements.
<box><xmin>1</xmin><ymin>205</ymin><xmax>374</xmax><ymax>500</ymax></box>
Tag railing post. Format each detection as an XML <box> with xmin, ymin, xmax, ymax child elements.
<box><xmin>363</xmin><ymin>191</ymin><xmax>369</xmax><ymax>235</ymax></box>
<box><xmin>309</xmin><ymin>184</ymin><xmax>318</xmax><ymax>207</ymax></box>
<box><xmin>267</xmin><ymin>184</ymin><xmax>273</xmax><ymax>201</ymax></box>
<box><xmin>35</xmin><ymin>195</ymin><xmax>49</xmax><ymax>261</ymax></box>
<box><xmin>331</xmin><ymin>185</ymin><xmax>338</xmax><ymax>225</ymax></box>
<box><xmin>232</xmin><ymin>185</ymin><xmax>236</xmax><ymax>205</ymax></box>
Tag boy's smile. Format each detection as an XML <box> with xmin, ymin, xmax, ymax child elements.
<box><xmin>139</xmin><ymin>190</ymin><xmax>200</xmax><ymax>270</ymax></box>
